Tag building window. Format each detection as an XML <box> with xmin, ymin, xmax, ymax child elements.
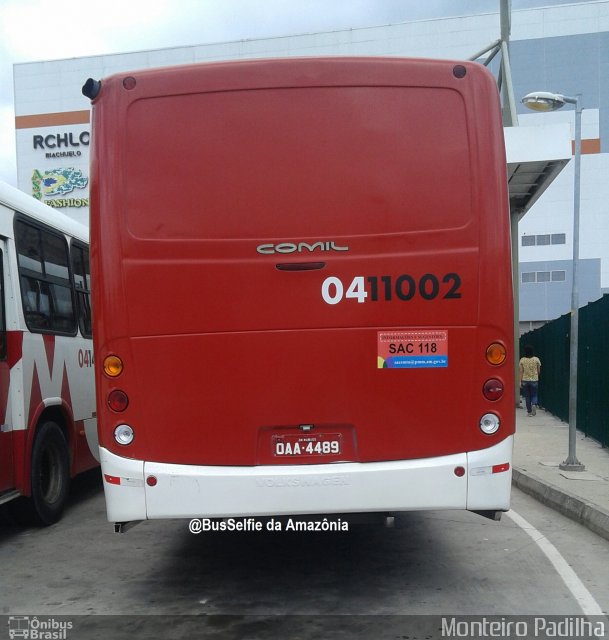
<box><xmin>521</xmin><ymin>233</ymin><xmax>566</xmax><ymax>247</ymax></box>
<box><xmin>522</xmin><ymin>270</ymin><xmax>566</xmax><ymax>284</ymax></box>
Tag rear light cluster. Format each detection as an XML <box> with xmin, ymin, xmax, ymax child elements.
<box><xmin>483</xmin><ymin>378</ymin><xmax>504</xmax><ymax>401</ymax></box>
<box><xmin>114</xmin><ymin>424</ymin><xmax>134</xmax><ymax>445</ymax></box>
<box><xmin>479</xmin><ymin>342</ymin><xmax>508</xmax><ymax>436</ymax></box>
<box><xmin>104</xmin><ymin>354</ymin><xmax>124</xmax><ymax>377</ymax></box>
<box><xmin>485</xmin><ymin>342</ymin><xmax>506</xmax><ymax>366</ymax></box>
<box><xmin>479</xmin><ymin>413</ymin><xmax>500</xmax><ymax>435</ymax></box>
<box><xmin>108</xmin><ymin>389</ymin><xmax>129</xmax><ymax>412</ymax></box>
<box><xmin>103</xmin><ymin>355</ymin><xmax>134</xmax><ymax>446</ymax></box>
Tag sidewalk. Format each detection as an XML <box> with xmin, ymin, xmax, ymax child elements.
<box><xmin>512</xmin><ymin>406</ymin><xmax>609</xmax><ymax>541</ymax></box>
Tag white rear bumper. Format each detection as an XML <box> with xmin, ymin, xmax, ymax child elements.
<box><xmin>100</xmin><ymin>436</ymin><xmax>512</xmax><ymax>522</ymax></box>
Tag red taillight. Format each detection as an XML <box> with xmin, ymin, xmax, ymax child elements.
<box><xmin>483</xmin><ymin>378</ymin><xmax>504</xmax><ymax>401</ymax></box>
<box><xmin>454</xmin><ymin>466</ymin><xmax>466</xmax><ymax>477</ymax></box>
<box><xmin>108</xmin><ymin>389</ymin><xmax>129</xmax><ymax>412</ymax></box>
<box><xmin>492</xmin><ymin>463</ymin><xmax>510</xmax><ymax>474</ymax></box>
<box><xmin>104</xmin><ymin>474</ymin><xmax>121</xmax><ymax>485</ymax></box>
<box><xmin>146</xmin><ymin>476</ymin><xmax>158</xmax><ymax>487</ymax></box>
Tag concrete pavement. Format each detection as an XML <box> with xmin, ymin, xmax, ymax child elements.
<box><xmin>512</xmin><ymin>405</ymin><xmax>609</xmax><ymax>541</ymax></box>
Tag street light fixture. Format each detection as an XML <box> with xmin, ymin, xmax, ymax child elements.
<box><xmin>521</xmin><ymin>91</ymin><xmax>585</xmax><ymax>471</ymax></box>
<box><xmin>521</xmin><ymin>91</ymin><xmax>569</xmax><ymax>112</ymax></box>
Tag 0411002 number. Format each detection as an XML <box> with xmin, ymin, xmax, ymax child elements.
<box><xmin>321</xmin><ymin>274</ymin><xmax>462</xmax><ymax>305</ymax></box>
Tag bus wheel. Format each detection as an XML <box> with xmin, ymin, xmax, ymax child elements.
<box><xmin>18</xmin><ymin>421</ymin><xmax>70</xmax><ymax>526</ymax></box>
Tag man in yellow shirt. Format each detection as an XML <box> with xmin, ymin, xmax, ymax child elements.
<box><xmin>519</xmin><ymin>345</ymin><xmax>541</xmax><ymax>416</ymax></box>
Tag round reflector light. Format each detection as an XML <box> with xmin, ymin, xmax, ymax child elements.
<box><xmin>479</xmin><ymin>413</ymin><xmax>500</xmax><ymax>435</ymax></box>
<box><xmin>123</xmin><ymin>76</ymin><xmax>137</xmax><ymax>90</ymax></box>
<box><xmin>108</xmin><ymin>389</ymin><xmax>129</xmax><ymax>412</ymax></box>
<box><xmin>114</xmin><ymin>424</ymin><xmax>134</xmax><ymax>445</ymax></box>
<box><xmin>104</xmin><ymin>355</ymin><xmax>124</xmax><ymax>377</ymax></box>
<box><xmin>146</xmin><ymin>476</ymin><xmax>158</xmax><ymax>487</ymax></box>
<box><xmin>486</xmin><ymin>343</ymin><xmax>507</xmax><ymax>366</ymax></box>
<box><xmin>483</xmin><ymin>378</ymin><xmax>504</xmax><ymax>401</ymax></box>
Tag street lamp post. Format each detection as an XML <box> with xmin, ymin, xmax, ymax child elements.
<box><xmin>521</xmin><ymin>91</ymin><xmax>585</xmax><ymax>471</ymax></box>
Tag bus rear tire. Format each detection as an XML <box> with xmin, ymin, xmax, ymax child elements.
<box><xmin>15</xmin><ymin>421</ymin><xmax>70</xmax><ymax>526</ymax></box>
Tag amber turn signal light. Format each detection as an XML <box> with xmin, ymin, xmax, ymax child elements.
<box><xmin>486</xmin><ymin>343</ymin><xmax>506</xmax><ymax>366</ymax></box>
<box><xmin>103</xmin><ymin>355</ymin><xmax>124</xmax><ymax>377</ymax></box>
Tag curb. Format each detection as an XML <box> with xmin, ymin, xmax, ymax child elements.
<box><xmin>512</xmin><ymin>467</ymin><xmax>609</xmax><ymax>543</ymax></box>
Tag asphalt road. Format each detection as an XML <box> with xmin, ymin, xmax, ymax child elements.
<box><xmin>1</xmin><ymin>471</ymin><xmax>608</xmax><ymax>639</ymax></box>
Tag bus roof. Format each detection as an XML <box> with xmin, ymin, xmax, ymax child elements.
<box><xmin>0</xmin><ymin>180</ymin><xmax>89</xmax><ymax>243</ymax></box>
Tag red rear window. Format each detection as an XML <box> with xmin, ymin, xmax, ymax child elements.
<box><xmin>125</xmin><ymin>87</ymin><xmax>471</xmax><ymax>240</ymax></box>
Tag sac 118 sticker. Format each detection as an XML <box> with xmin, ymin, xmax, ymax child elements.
<box><xmin>377</xmin><ymin>330</ymin><xmax>448</xmax><ymax>369</ymax></box>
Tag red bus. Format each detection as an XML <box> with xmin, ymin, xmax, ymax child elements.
<box><xmin>0</xmin><ymin>180</ymin><xmax>97</xmax><ymax>525</ymax></box>
<box><xmin>85</xmin><ymin>57</ymin><xmax>514</xmax><ymax>528</ymax></box>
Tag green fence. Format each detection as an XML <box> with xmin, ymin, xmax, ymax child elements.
<box><xmin>520</xmin><ymin>294</ymin><xmax>609</xmax><ymax>447</ymax></box>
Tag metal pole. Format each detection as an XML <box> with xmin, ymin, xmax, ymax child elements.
<box><xmin>560</xmin><ymin>95</ymin><xmax>585</xmax><ymax>471</ymax></box>
<box><xmin>511</xmin><ymin>211</ymin><xmax>521</xmax><ymax>406</ymax></box>
<box><xmin>467</xmin><ymin>39</ymin><xmax>502</xmax><ymax>62</ymax></box>
<box><xmin>500</xmin><ymin>0</ymin><xmax>512</xmax><ymax>43</ymax></box>
<box><xmin>500</xmin><ymin>40</ymin><xmax>519</xmax><ymax>127</ymax></box>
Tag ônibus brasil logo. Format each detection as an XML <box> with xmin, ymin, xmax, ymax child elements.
<box><xmin>256</xmin><ymin>240</ymin><xmax>349</xmax><ymax>255</ymax></box>
<box><xmin>8</xmin><ymin>616</ymin><xmax>73</xmax><ymax>639</ymax></box>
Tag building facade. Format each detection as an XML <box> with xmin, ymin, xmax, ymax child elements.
<box><xmin>13</xmin><ymin>1</ymin><xmax>609</xmax><ymax>327</ymax></box>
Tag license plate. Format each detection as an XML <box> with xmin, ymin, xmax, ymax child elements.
<box><xmin>272</xmin><ymin>433</ymin><xmax>342</xmax><ymax>457</ymax></box>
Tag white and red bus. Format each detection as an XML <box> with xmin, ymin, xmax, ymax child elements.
<box><xmin>85</xmin><ymin>57</ymin><xmax>514</xmax><ymax>528</ymax></box>
<box><xmin>0</xmin><ymin>181</ymin><xmax>97</xmax><ymax>525</ymax></box>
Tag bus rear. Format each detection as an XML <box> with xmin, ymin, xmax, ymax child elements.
<box><xmin>86</xmin><ymin>57</ymin><xmax>514</xmax><ymax>526</ymax></box>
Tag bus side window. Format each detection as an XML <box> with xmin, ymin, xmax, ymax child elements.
<box><xmin>71</xmin><ymin>243</ymin><xmax>92</xmax><ymax>338</ymax></box>
<box><xmin>20</xmin><ymin>276</ymin><xmax>50</xmax><ymax>329</ymax></box>
<box><xmin>15</xmin><ymin>219</ymin><xmax>77</xmax><ymax>335</ymax></box>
